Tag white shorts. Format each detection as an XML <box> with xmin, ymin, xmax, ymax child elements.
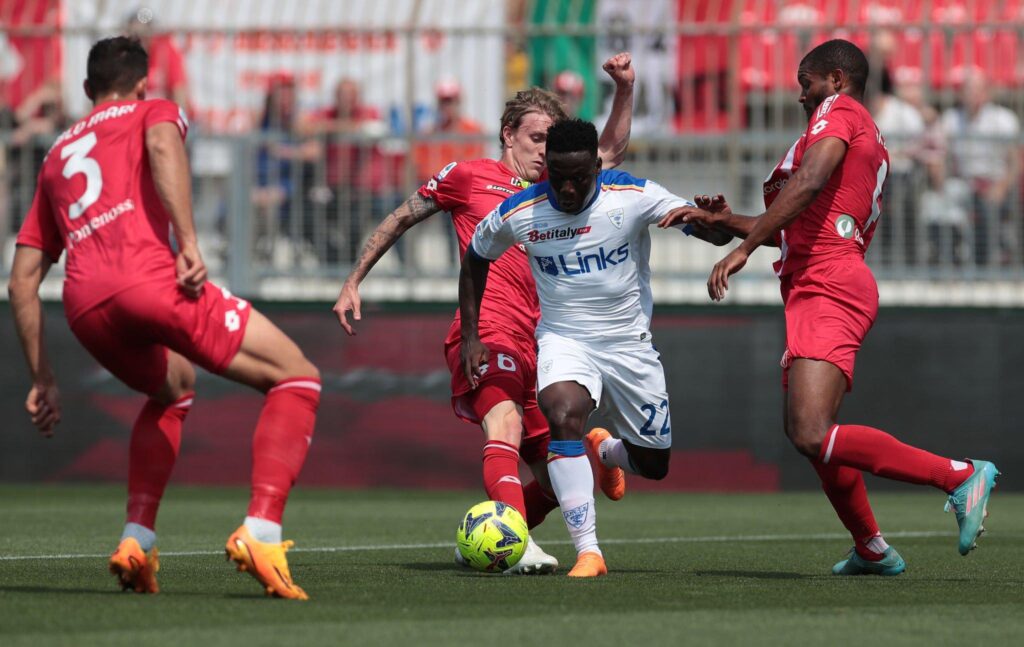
<box><xmin>536</xmin><ymin>332</ymin><xmax>672</xmax><ymax>449</ymax></box>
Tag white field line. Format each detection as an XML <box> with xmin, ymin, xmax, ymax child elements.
<box><xmin>0</xmin><ymin>530</ymin><xmax>956</xmax><ymax>562</ymax></box>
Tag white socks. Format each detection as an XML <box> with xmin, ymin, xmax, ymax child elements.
<box><xmin>121</xmin><ymin>522</ymin><xmax>157</xmax><ymax>552</ymax></box>
<box><xmin>547</xmin><ymin>440</ymin><xmax>601</xmax><ymax>556</ymax></box>
<box><xmin>864</xmin><ymin>533</ymin><xmax>890</xmax><ymax>555</ymax></box>
<box><xmin>599</xmin><ymin>436</ymin><xmax>639</xmax><ymax>474</ymax></box>
<box><xmin>244</xmin><ymin>516</ymin><xmax>283</xmax><ymax>544</ymax></box>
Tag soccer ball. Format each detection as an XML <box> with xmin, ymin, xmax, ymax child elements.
<box><xmin>455</xmin><ymin>501</ymin><xmax>529</xmax><ymax>572</ymax></box>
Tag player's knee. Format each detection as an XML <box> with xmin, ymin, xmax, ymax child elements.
<box><xmin>786</xmin><ymin>424</ymin><xmax>825</xmax><ymax>458</ymax></box>
<box><xmin>282</xmin><ymin>356</ymin><xmax>320</xmax><ymax>383</ymax></box>
<box><xmin>539</xmin><ymin>401</ymin><xmax>586</xmax><ymax>439</ymax></box>
<box><xmin>630</xmin><ymin>449</ymin><xmax>670</xmax><ymax>480</ymax></box>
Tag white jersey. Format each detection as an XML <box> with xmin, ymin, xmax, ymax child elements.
<box><xmin>470</xmin><ymin>169</ymin><xmax>693</xmax><ymax>344</ymax></box>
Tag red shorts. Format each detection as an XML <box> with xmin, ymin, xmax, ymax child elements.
<box><xmin>780</xmin><ymin>259</ymin><xmax>878</xmax><ymax>392</ymax></box>
<box><xmin>443</xmin><ymin>330</ymin><xmax>549</xmax><ymax>465</ymax></box>
<box><xmin>69</xmin><ymin>279</ymin><xmax>251</xmax><ymax>395</ymax></box>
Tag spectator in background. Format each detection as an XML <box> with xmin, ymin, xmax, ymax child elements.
<box><xmin>872</xmin><ymin>67</ymin><xmax>925</xmax><ymax>266</ymax></box>
<box><xmin>553</xmin><ymin>70</ymin><xmax>585</xmax><ymax>117</ymax></box>
<box><xmin>2</xmin><ymin>79</ymin><xmax>68</xmax><ymax>267</ymax></box>
<box><xmin>941</xmin><ymin>68</ymin><xmax>1022</xmax><ymax>267</ymax></box>
<box><xmin>306</xmin><ymin>78</ymin><xmax>402</xmax><ymax>265</ymax></box>
<box><xmin>891</xmin><ymin>72</ymin><xmax>964</xmax><ymax>266</ymax></box>
<box><xmin>123</xmin><ymin>8</ymin><xmax>189</xmax><ymax>109</ymax></box>
<box><xmin>252</xmin><ymin>72</ymin><xmax>323</xmax><ymax>268</ymax></box>
<box><xmin>413</xmin><ymin>80</ymin><xmax>486</xmax><ymax>265</ymax></box>
<box><xmin>414</xmin><ymin>79</ymin><xmax>485</xmax><ymax>183</ymax></box>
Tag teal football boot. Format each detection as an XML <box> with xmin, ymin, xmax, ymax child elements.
<box><xmin>832</xmin><ymin>546</ymin><xmax>906</xmax><ymax>576</ymax></box>
<box><xmin>945</xmin><ymin>460</ymin><xmax>1000</xmax><ymax>555</ymax></box>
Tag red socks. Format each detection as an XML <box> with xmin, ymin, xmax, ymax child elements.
<box><xmin>821</xmin><ymin>424</ymin><xmax>974</xmax><ymax>494</ymax></box>
<box><xmin>522</xmin><ymin>479</ymin><xmax>558</xmax><ymax>529</ymax></box>
<box><xmin>482</xmin><ymin>441</ymin><xmax>526</xmax><ymax>517</ymax></box>
<box><xmin>248</xmin><ymin>378</ymin><xmax>320</xmax><ymax>523</ymax></box>
<box><xmin>483</xmin><ymin>440</ymin><xmax>559</xmax><ymax>528</ymax></box>
<box><xmin>126</xmin><ymin>394</ymin><xmax>193</xmax><ymax>529</ymax></box>
<box><xmin>811</xmin><ymin>459</ymin><xmax>881</xmax><ymax>559</ymax></box>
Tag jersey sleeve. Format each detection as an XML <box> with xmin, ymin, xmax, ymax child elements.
<box><xmin>16</xmin><ymin>180</ymin><xmax>63</xmax><ymax>262</ymax></box>
<box><xmin>144</xmin><ymin>99</ymin><xmax>189</xmax><ymax>140</ymax></box>
<box><xmin>639</xmin><ymin>180</ymin><xmax>695</xmax><ymax>233</ymax></box>
<box><xmin>804</xmin><ymin>99</ymin><xmax>858</xmax><ymax>149</ymax></box>
<box><xmin>416</xmin><ymin>160</ymin><xmax>471</xmax><ymax>212</ymax></box>
<box><xmin>469</xmin><ymin>206</ymin><xmax>516</xmax><ymax>260</ymax></box>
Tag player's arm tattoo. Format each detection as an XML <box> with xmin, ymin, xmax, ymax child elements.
<box><xmin>346</xmin><ymin>192</ymin><xmax>439</xmax><ymax>284</ymax></box>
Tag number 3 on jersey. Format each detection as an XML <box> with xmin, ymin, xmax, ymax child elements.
<box><xmin>61</xmin><ymin>132</ymin><xmax>103</xmax><ymax>220</ymax></box>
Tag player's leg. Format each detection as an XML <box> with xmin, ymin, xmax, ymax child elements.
<box><xmin>217</xmin><ymin>307</ymin><xmax>319</xmax><ymax>600</ymax></box>
<box><xmin>785</xmin><ymin>358</ymin><xmax>902</xmax><ymax>573</ymax></box>
<box><xmin>587</xmin><ymin>342</ymin><xmax>673</xmax><ymax>498</ymax></box>
<box><xmin>539</xmin><ymin>379</ymin><xmax>606</xmax><ymax>577</ymax></box>
<box><xmin>520</xmin><ymin>402</ymin><xmax>558</xmax><ymax>529</ymax></box>
<box><xmin>69</xmin><ymin>303</ymin><xmax>197</xmax><ymax>594</ymax></box>
<box><xmin>790</xmin><ymin>359</ymin><xmax>999</xmax><ymax>556</ymax></box>
<box><xmin>446</xmin><ymin>340</ymin><xmax>546</xmax><ymax>522</ymax></box>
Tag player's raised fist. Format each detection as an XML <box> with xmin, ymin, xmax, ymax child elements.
<box><xmin>333</xmin><ymin>281</ymin><xmax>362</xmax><ymax>336</ymax></box>
<box><xmin>602</xmin><ymin>52</ymin><xmax>634</xmax><ymax>87</ymax></box>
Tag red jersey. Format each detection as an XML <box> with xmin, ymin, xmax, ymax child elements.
<box><xmin>763</xmin><ymin>94</ymin><xmax>889</xmax><ymax>277</ymax></box>
<box><xmin>417</xmin><ymin>159</ymin><xmax>540</xmax><ymax>345</ymax></box>
<box><xmin>16</xmin><ymin>99</ymin><xmax>189</xmax><ymax>323</ymax></box>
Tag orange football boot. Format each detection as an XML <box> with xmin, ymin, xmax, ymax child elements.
<box><xmin>585</xmin><ymin>428</ymin><xmax>626</xmax><ymax>501</ymax></box>
<box><xmin>224</xmin><ymin>525</ymin><xmax>308</xmax><ymax>600</ymax></box>
<box><xmin>567</xmin><ymin>551</ymin><xmax>608</xmax><ymax>578</ymax></box>
<box><xmin>109</xmin><ymin>537</ymin><xmax>159</xmax><ymax>593</ymax></box>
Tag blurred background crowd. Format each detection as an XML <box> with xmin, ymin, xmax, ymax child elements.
<box><xmin>2</xmin><ymin>0</ymin><xmax>1023</xmax><ymax>304</ymax></box>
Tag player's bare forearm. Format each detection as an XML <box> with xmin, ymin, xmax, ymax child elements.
<box><xmin>737</xmin><ymin>177</ymin><xmax>819</xmax><ymax>254</ymax></box>
<box><xmin>8</xmin><ymin>246</ymin><xmax>54</xmax><ymax>384</ymax></box>
<box><xmin>714</xmin><ymin>213</ymin><xmax>772</xmax><ymax>243</ymax></box>
<box><xmin>690</xmin><ymin>225</ymin><xmax>734</xmax><ymax>246</ymax></box>
<box><xmin>738</xmin><ymin>137</ymin><xmax>845</xmax><ymax>254</ymax></box>
<box><xmin>597</xmin><ymin>53</ymin><xmax>634</xmax><ymax>169</ymax></box>
<box><xmin>345</xmin><ymin>193</ymin><xmax>438</xmax><ymax>285</ymax></box>
<box><xmin>458</xmin><ymin>250</ymin><xmax>490</xmax><ymax>342</ymax></box>
<box><xmin>146</xmin><ymin>122</ymin><xmax>197</xmax><ymax>247</ymax></box>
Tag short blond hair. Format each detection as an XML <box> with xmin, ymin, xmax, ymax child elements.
<box><xmin>498</xmin><ymin>87</ymin><xmax>568</xmax><ymax>147</ymax></box>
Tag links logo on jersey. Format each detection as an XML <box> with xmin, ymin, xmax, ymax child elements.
<box><xmin>527</xmin><ymin>225</ymin><xmax>591</xmax><ymax>243</ymax></box>
<box><xmin>534</xmin><ymin>242</ymin><xmax>630</xmax><ymax>277</ymax></box>
<box><xmin>563</xmin><ymin>503</ymin><xmax>589</xmax><ymax>529</ymax></box>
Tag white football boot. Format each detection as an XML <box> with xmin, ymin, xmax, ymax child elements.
<box><xmin>503</xmin><ymin>537</ymin><xmax>558</xmax><ymax>575</ymax></box>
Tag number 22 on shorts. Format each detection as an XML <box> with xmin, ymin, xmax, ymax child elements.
<box><xmin>639</xmin><ymin>399</ymin><xmax>670</xmax><ymax>436</ymax></box>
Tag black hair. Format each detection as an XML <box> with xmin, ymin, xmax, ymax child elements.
<box><xmin>86</xmin><ymin>36</ymin><xmax>148</xmax><ymax>97</ymax></box>
<box><xmin>546</xmin><ymin>118</ymin><xmax>599</xmax><ymax>156</ymax></box>
<box><xmin>800</xmin><ymin>39</ymin><xmax>869</xmax><ymax>95</ymax></box>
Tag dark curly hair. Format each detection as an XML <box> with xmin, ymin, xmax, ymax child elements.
<box><xmin>545</xmin><ymin>118</ymin><xmax>598</xmax><ymax>156</ymax></box>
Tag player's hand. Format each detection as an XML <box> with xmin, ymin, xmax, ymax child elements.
<box><xmin>175</xmin><ymin>243</ymin><xmax>207</xmax><ymax>299</ymax></box>
<box><xmin>708</xmin><ymin>247</ymin><xmax>749</xmax><ymax>302</ymax></box>
<box><xmin>602</xmin><ymin>52</ymin><xmax>634</xmax><ymax>87</ymax></box>
<box><xmin>26</xmin><ymin>381</ymin><xmax>60</xmax><ymax>438</ymax></box>
<box><xmin>461</xmin><ymin>335</ymin><xmax>490</xmax><ymax>389</ymax></box>
<box><xmin>657</xmin><ymin>206</ymin><xmax>718</xmax><ymax>229</ymax></box>
<box><xmin>333</xmin><ymin>281</ymin><xmax>362</xmax><ymax>336</ymax></box>
<box><xmin>695</xmin><ymin>193</ymin><xmax>732</xmax><ymax>215</ymax></box>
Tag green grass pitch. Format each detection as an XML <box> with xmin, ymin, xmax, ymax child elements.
<box><xmin>1</xmin><ymin>485</ymin><xmax>1022</xmax><ymax>646</ymax></box>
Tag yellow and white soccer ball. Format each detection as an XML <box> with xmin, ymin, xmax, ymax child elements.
<box><xmin>455</xmin><ymin>500</ymin><xmax>529</xmax><ymax>572</ymax></box>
